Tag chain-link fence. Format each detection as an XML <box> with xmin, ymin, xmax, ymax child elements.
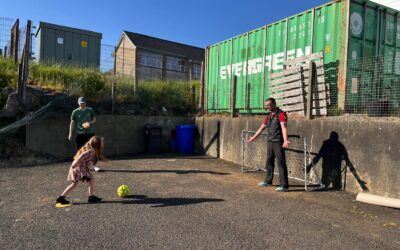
<box><xmin>207</xmin><ymin>53</ymin><xmax>400</xmax><ymax>118</ymax></box>
<box><xmin>2</xmin><ymin>16</ymin><xmax>400</xmax><ymax>118</ymax></box>
<box><xmin>338</xmin><ymin>55</ymin><xmax>400</xmax><ymax>117</ymax></box>
<box><xmin>100</xmin><ymin>44</ymin><xmax>115</xmax><ymax>73</ymax></box>
<box><xmin>114</xmin><ymin>45</ymin><xmax>202</xmax><ymax>82</ymax></box>
<box><xmin>112</xmin><ymin>45</ymin><xmax>201</xmax><ymax>113</ymax></box>
<box><xmin>0</xmin><ymin>18</ymin><xmax>37</xmax><ymax>61</ymax></box>
<box><xmin>269</xmin><ymin>53</ymin><xmax>400</xmax><ymax>117</ymax></box>
<box><xmin>0</xmin><ymin>17</ymin><xmax>14</xmax><ymax>57</ymax></box>
<box><xmin>0</xmin><ymin>17</ymin><xmax>201</xmax><ymax>116</ymax></box>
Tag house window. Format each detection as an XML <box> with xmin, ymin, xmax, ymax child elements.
<box><xmin>165</xmin><ymin>56</ymin><xmax>185</xmax><ymax>72</ymax></box>
<box><xmin>138</xmin><ymin>51</ymin><xmax>162</xmax><ymax>68</ymax></box>
<box><xmin>191</xmin><ymin>63</ymin><xmax>201</xmax><ymax>80</ymax></box>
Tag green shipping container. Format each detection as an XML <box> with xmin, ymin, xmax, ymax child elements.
<box><xmin>205</xmin><ymin>0</ymin><xmax>400</xmax><ymax>114</ymax></box>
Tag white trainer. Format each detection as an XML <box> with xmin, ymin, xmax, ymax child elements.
<box><xmin>93</xmin><ymin>166</ymin><xmax>101</xmax><ymax>172</ymax></box>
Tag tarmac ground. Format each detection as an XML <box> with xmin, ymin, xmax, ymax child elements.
<box><xmin>0</xmin><ymin>155</ymin><xmax>399</xmax><ymax>249</ymax></box>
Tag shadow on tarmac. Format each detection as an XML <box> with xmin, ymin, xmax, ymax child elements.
<box><xmin>101</xmin><ymin>169</ymin><xmax>230</xmax><ymax>175</ymax></box>
<box><xmin>74</xmin><ymin>195</ymin><xmax>224</xmax><ymax>207</ymax></box>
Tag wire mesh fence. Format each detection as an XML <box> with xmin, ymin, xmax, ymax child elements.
<box><xmin>109</xmin><ymin>45</ymin><xmax>201</xmax><ymax>111</ymax></box>
<box><xmin>1</xmin><ymin>35</ymin><xmax>200</xmax><ymax>115</ymax></box>
<box><xmin>3</xmin><ymin>16</ymin><xmax>400</xmax><ymax>118</ymax></box>
<box><xmin>100</xmin><ymin>44</ymin><xmax>115</xmax><ymax>73</ymax></box>
<box><xmin>339</xmin><ymin>55</ymin><xmax>400</xmax><ymax>117</ymax></box>
<box><xmin>266</xmin><ymin>52</ymin><xmax>400</xmax><ymax>118</ymax></box>
<box><xmin>0</xmin><ymin>18</ymin><xmax>37</xmax><ymax>61</ymax></box>
<box><xmin>0</xmin><ymin>17</ymin><xmax>14</xmax><ymax>57</ymax></box>
<box><xmin>0</xmin><ymin>16</ymin><xmax>201</xmax><ymax>111</ymax></box>
<box><xmin>29</xmin><ymin>45</ymin><xmax>200</xmax><ymax>114</ymax></box>
<box><xmin>114</xmin><ymin>45</ymin><xmax>202</xmax><ymax>82</ymax></box>
<box><xmin>207</xmin><ymin>53</ymin><xmax>400</xmax><ymax>118</ymax></box>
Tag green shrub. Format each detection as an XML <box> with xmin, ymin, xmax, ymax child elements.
<box><xmin>136</xmin><ymin>80</ymin><xmax>198</xmax><ymax>113</ymax></box>
<box><xmin>0</xmin><ymin>58</ymin><xmax>18</xmax><ymax>89</ymax></box>
<box><xmin>114</xmin><ymin>77</ymin><xmax>136</xmax><ymax>103</ymax></box>
<box><xmin>78</xmin><ymin>70</ymin><xmax>106</xmax><ymax>98</ymax></box>
<box><xmin>29</xmin><ymin>62</ymin><xmax>107</xmax><ymax>99</ymax></box>
<box><xmin>1</xmin><ymin>57</ymin><xmax>199</xmax><ymax>114</ymax></box>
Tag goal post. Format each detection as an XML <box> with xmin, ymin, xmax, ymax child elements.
<box><xmin>241</xmin><ymin>130</ymin><xmax>324</xmax><ymax>191</ymax></box>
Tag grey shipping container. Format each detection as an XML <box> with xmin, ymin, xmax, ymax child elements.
<box><xmin>35</xmin><ymin>22</ymin><xmax>102</xmax><ymax>68</ymax></box>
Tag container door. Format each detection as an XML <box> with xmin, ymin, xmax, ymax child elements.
<box><xmin>207</xmin><ymin>46</ymin><xmax>218</xmax><ymax>112</ymax></box>
<box><xmin>347</xmin><ymin>2</ymin><xmax>368</xmax><ymax>111</ymax></box>
<box><xmin>395</xmin><ymin>16</ymin><xmax>400</xmax><ymax>109</ymax></box>
<box><xmin>43</xmin><ymin>28</ymin><xmax>55</xmax><ymax>62</ymax></box>
<box><xmin>381</xmin><ymin>12</ymin><xmax>397</xmax><ymax>110</ymax></box>
<box><xmin>347</xmin><ymin>0</ymin><xmax>400</xmax><ymax>114</ymax></box>
<box><xmin>217</xmin><ymin>40</ymin><xmax>232</xmax><ymax>111</ymax></box>
<box><xmin>232</xmin><ymin>34</ymin><xmax>247</xmax><ymax>111</ymax></box>
<box><xmin>245</xmin><ymin>28</ymin><xmax>265</xmax><ymax>111</ymax></box>
<box><xmin>80</xmin><ymin>34</ymin><xmax>88</xmax><ymax>67</ymax></box>
<box><xmin>64</xmin><ymin>31</ymin><xmax>73</xmax><ymax>65</ymax></box>
<box><xmin>88</xmin><ymin>35</ymin><xmax>100</xmax><ymax>68</ymax></box>
<box><xmin>55</xmin><ymin>30</ymin><xmax>65</xmax><ymax>63</ymax></box>
<box><xmin>72</xmin><ymin>33</ymin><xmax>81</xmax><ymax>66</ymax></box>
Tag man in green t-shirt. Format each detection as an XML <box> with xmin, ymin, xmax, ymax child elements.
<box><xmin>68</xmin><ymin>97</ymin><xmax>100</xmax><ymax>171</ymax></box>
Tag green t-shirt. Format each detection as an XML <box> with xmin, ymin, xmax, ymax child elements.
<box><xmin>71</xmin><ymin>107</ymin><xmax>96</xmax><ymax>134</ymax></box>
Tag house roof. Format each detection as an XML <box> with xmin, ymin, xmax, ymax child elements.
<box><xmin>123</xmin><ymin>31</ymin><xmax>204</xmax><ymax>62</ymax></box>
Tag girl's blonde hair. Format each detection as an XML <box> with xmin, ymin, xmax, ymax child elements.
<box><xmin>74</xmin><ymin>136</ymin><xmax>105</xmax><ymax>164</ymax></box>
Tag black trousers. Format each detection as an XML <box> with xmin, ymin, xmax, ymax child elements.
<box><xmin>76</xmin><ymin>133</ymin><xmax>95</xmax><ymax>150</ymax></box>
<box><xmin>265</xmin><ymin>141</ymin><xmax>289</xmax><ymax>188</ymax></box>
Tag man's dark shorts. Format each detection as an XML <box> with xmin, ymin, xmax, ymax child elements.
<box><xmin>76</xmin><ymin>133</ymin><xmax>95</xmax><ymax>150</ymax></box>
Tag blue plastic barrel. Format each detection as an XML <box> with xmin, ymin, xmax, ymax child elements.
<box><xmin>176</xmin><ymin>124</ymin><xmax>195</xmax><ymax>154</ymax></box>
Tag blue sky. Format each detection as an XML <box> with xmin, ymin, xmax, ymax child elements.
<box><xmin>2</xmin><ymin>0</ymin><xmax>330</xmax><ymax>48</ymax></box>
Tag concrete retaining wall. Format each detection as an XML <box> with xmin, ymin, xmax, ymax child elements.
<box><xmin>26</xmin><ymin>115</ymin><xmax>193</xmax><ymax>159</ymax></box>
<box><xmin>195</xmin><ymin>116</ymin><xmax>400</xmax><ymax>199</ymax></box>
<box><xmin>25</xmin><ymin>114</ymin><xmax>400</xmax><ymax>198</ymax></box>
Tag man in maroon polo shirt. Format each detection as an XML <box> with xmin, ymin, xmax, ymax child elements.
<box><xmin>247</xmin><ymin>97</ymin><xmax>290</xmax><ymax>192</ymax></box>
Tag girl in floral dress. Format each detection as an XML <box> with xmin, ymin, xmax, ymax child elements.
<box><xmin>56</xmin><ymin>136</ymin><xmax>105</xmax><ymax>205</ymax></box>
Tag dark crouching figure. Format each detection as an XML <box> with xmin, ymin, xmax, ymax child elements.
<box><xmin>307</xmin><ymin>131</ymin><xmax>368</xmax><ymax>191</ymax></box>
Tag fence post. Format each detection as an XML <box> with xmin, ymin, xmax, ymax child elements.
<box><xmin>23</xmin><ymin>20</ymin><xmax>32</xmax><ymax>104</ymax></box>
<box><xmin>17</xmin><ymin>20</ymin><xmax>31</xmax><ymax>105</ymax></box>
<box><xmin>11</xmin><ymin>19</ymin><xmax>19</xmax><ymax>64</ymax></box>
<box><xmin>199</xmin><ymin>61</ymin><xmax>204</xmax><ymax>110</ymax></box>
<box><xmin>112</xmin><ymin>46</ymin><xmax>117</xmax><ymax>113</ymax></box>
<box><xmin>17</xmin><ymin>63</ymin><xmax>23</xmax><ymax>98</ymax></box>
<box><xmin>231</xmin><ymin>76</ymin><xmax>237</xmax><ymax>118</ymax></box>
<box><xmin>306</xmin><ymin>61</ymin><xmax>315</xmax><ymax>119</ymax></box>
<box><xmin>191</xmin><ymin>86</ymin><xmax>196</xmax><ymax>109</ymax></box>
<box><xmin>189</xmin><ymin>60</ymin><xmax>192</xmax><ymax>88</ymax></box>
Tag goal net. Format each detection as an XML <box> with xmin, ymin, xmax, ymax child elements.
<box><xmin>240</xmin><ymin>130</ymin><xmax>324</xmax><ymax>191</ymax></box>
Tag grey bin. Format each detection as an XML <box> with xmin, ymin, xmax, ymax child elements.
<box><xmin>145</xmin><ymin>124</ymin><xmax>163</xmax><ymax>154</ymax></box>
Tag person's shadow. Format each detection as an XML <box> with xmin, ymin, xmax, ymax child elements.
<box><xmin>307</xmin><ymin>131</ymin><xmax>368</xmax><ymax>192</ymax></box>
